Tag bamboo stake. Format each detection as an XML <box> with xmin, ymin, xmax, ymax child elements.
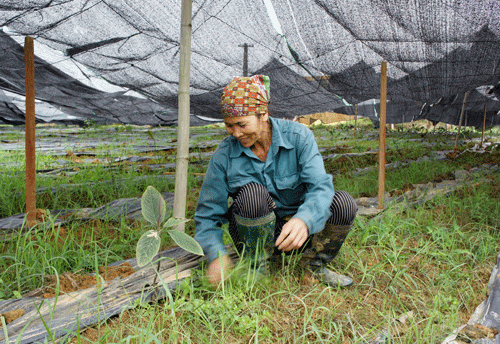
<box><xmin>353</xmin><ymin>103</ymin><xmax>358</xmax><ymax>140</ymax></box>
<box><xmin>453</xmin><ymin>92</ymin><xmax>468</xmax><ymax>152</ymax></box>
<box><xmin>25</xmin><ymin>36</ymin><xmax>36</xmax><ymax>224</ymax></box>
<box><xmin>173</xmin><ymin>0</ymin><xmax>192</xmax><ymax>232</ymax></box>
<box><xmin>378</xmin><ymin>62</ymin><xmax>387</xmax><ymax>210</ymax></box>
<box><xmin>481</xmin><ymin>104</ymin><xmax>487</xmax><ymax>147</ymax></box>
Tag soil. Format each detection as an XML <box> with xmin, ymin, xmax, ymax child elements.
<box><xmin>431</xmin><ymin>171</ymin><xmax>455</xmax><ymax>183</ymax></box>
<box><xmin>1</xmin><ymin>263</ymin><xmax>135</xmax><ymax>326</ymax></box>
<box><xmin>446</xmin><ymin>150</ymin><xmax>459</xmax><ymax>159</ymax></box>
<box><xmin>1</xmin><ymin>309</ymin><xmax>25</xmax><ymax>324</ymax></box>
<box><xmin>65</xmin><ymin>150</ymin><xmax>82</xmax><ymax>163</ymax></box>
<box><xmin>389</xmin><ymin>183</ymin><xmax>416</xmax><ymax>197</ymax></box>
<box><xmin>456</xmin><ymin>324</ymin><xmax>498</xmax><ymax>342</ymax></box>
<box><xmin>42</xmin><ymin>262</ymin><xmax>136</xmax><ymax>298</ymax></box>
<box><xmin>359</xmin><ymin>192</ymin><xmax>374</xmax><ymax>197</ymax></box>
<box><xmin>27</xmin><ymin>208</ymin><xmax>49</xmax><ymax>227</ymax></box>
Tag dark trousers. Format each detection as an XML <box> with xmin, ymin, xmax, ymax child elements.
<box><xmin>228</xmin><ymin>183</ymin><xmax>358</xmax><ymax>266</ymax></box>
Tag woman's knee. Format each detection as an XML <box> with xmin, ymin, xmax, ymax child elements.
<box><xmin>328</xmin><ymin>190</ymin><xmax>358</xmax><ymax>226</ymax></box>
<box><xmin>233</xmin><ymin>183</ymin><xmax>275</xmax><ymax>218</ymax></box>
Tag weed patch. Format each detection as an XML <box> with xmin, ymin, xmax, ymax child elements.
<box><xmin>1</xmin><ymin>123</ymin><xmax>500</xmax><ymax>342</ymax></box>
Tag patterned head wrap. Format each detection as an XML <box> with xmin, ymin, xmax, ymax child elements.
<box><xmin>221</xmin><ymin>75</ymin><xmax>270</xmax><ymax>118</ymax></box>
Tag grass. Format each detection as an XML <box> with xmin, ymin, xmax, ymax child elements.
<box><xmin>1</xmin><ymin>121</ymin><xmax>500</xmax><ymax>343</ymax></box>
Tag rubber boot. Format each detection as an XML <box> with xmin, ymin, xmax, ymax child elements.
<box><xmin>301</xmin><ymin>224</ymin><xmax>353</xmax><ymax>287</ymax></box>
<box><xmin>234</xmin><ymin>211</ymin><xmax>276</xmax><ymax>269</ymax></box>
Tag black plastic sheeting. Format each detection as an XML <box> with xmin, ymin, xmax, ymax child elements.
<box><xmin>0</xmin><ymin>30</ymin><xmax>210</xmax><ymax>127</ymax></box>
<box><xmin>418</xmin><ymin>87</ymin><xmax>500</xmax><ymax>128</ymax></box>
<box><xmin>0</xmin><ymin>1</ymin><xmax>499</xmax><ymax>126</ymax></box>
<box><xmin>335</xmin><ymin>87</ymin><xmax>500</xmax><ymax>128</ymax></box>
<box><xmin>481</xmin><ymin>254</ymin><xmax>500</xmax><ymax>331</ymax></box>
<box><xmin>442</xmin><ymin>253</ymin><xmax>500</xmax><ymax>344</ymax></box>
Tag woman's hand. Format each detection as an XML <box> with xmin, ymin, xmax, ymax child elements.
<box><xmin>206</xmin><ymin>255</ymin><xmax>234</xmax><ymax>287</ymax></box>
<box><xmin>275</xmin><ymin>217</ymin><xmax>308</xmax><ymax>251</ymax></box>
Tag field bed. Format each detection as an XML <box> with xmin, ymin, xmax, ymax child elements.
<box><xmin>1</xmin><ymin>121</ymin><xmax>500</xmax><ymax>343</ymax></box>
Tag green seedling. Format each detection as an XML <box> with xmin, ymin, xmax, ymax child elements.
<box><xmin>136</xmin><ymin>185</ymin><xmax>203</xmax><ymax>270</ymax></box>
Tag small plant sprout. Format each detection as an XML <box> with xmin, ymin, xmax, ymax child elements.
<box><xmin>146</xmin><ymin>130</ymin><xmax>155</xmax><ymax>142</ymax></box>
<box><xmin>136</xmin><ymin>186</ymin><xmax>203</xmax><ymax>269</ymax></box>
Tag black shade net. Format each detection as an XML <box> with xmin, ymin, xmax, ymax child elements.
<box><xmin>0</xmin><ymin>0</ymin><xmax>498</xmax><ymax>126</ymax></box>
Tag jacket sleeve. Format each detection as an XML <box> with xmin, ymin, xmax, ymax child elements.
<box><xmin>194</xmin><ymin>149</ymin><xmax>230</xmax><ymax>263</ymax></box>
<box><xmin>293</xmin><ymin>128</ymin><xmax>334</xmax><ymax>235</ymax></box>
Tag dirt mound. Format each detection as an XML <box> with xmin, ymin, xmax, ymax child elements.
<box><xmin>42</xmin><ymin>262</ymin><xmax>135</xmax><ymax>298</ymax></box>
<box><xmin>0</xmin><ymin>309</ymin><xmax>25</xmax><ymax>324</ymax></box>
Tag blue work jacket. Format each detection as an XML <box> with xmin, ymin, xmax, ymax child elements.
<box><xmin>194</xmin><ymin>117</ymin><xmax>334</xmax><ymax>262</ymax></box>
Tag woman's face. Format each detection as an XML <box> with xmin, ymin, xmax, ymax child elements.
<box><xmin>224</xmin><ymin>114</ymin><xmax>268</xmax><ymax>148</ymax></box>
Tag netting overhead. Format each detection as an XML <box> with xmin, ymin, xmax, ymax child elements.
<box><xmin>0</xmin><ymin>0</ymin><xmax>499</xmax><ymax>126</ymax></box>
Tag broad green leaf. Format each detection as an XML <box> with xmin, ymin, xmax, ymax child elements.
<box><xmin>163</xmin><ymin>217</ymin><xmax>190</xmax><ymax>229</ymax></box>
<box><xmin>141</xmin><ymin>186</ymin><xmax>166</xmax><ymax>228</ymax></box>
<box><xmin>136</xmin><ymin>230</ymin><xmax>161</xmax><ymax>267</ymax></box>
<box><xmin>166</xmin><ymin>230</ymin><xmax>204</xmax><ymax>256</ymax></box>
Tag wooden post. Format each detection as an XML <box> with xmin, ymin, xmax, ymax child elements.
<box><xmin>454</xmin><ymin>92</ymin><xmax>468</xmax><ymax>152</ymax></box>
<box><xmin>481</xmin><ymin>104</ymin><xmax>487</xmax><ymax>147</ymax></box>
<box><xmin>353</xmin><ymin>103</ymin><xmax>358</xmax><ymax>140</ymax></box>
<box><xmin>378</xmin><ymin>62</ymin><xmax>387</xmax><ymax>210</ymax></box>
<box><xmin>25</xmin><ymin>36</ymin><xmax>36</xmax><ymax>224</ymax></box>
<box><xmin>173</xmin><ymin>0</ymin><xmax>192</xmax><ymax>232</ymax></box>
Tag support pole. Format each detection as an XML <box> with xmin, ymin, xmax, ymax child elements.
<box><xmin>238</xmin><ymin>43</ymin><xmax>253</xmax><ymax>77</ymax></box>
<box><xmin>353</xmin><ymin>103</ymin><xmax>358</xmax><ymax>140</ymax></box>
<box><xmin>378</xmin><ymin>62</ymin><xmax>387</xmax><ymax>210</ymax></box>
<box><xmin>173</xmin><ymin>0</ymin><xmax>192</xmax><ymax>232</ymax></box>
<box><xmin>454</xmin><ymin>92</ymin><xmax>468</xmax><ymax>152</ymax></box>
<box><xmin>481</xmin><ymin>104</ymin><xmax>487</xmax><ymax>147</ymax></box>
<box><xmin>25</xmin><ymin>37</ymin><xmax>36</xmax><ymax>224</ymax></box>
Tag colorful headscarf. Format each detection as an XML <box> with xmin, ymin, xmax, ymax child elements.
<box><xmin>221</xmin><ymin>75</ymin><xmax>270</xmax><ymax>118</ymax></box>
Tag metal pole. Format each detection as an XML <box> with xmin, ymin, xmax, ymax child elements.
<box><xmin>25</xmin><ymin>36</ymin><xmax>36</xmax><ymax>224</ymax></box>
<box><xmin>173</xmin><ymin>0</ymin><xmax>192</xmax><ymax>232</ymax></box>
<box><xmin>378</xmin><ymin>62</ymin><xmax>387</xmax><ymax>210</ymax></box>
<box><xmin>238</xmin><ymin>43</ymin><xmax>253</xmax><ymax>77</ymax></box>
